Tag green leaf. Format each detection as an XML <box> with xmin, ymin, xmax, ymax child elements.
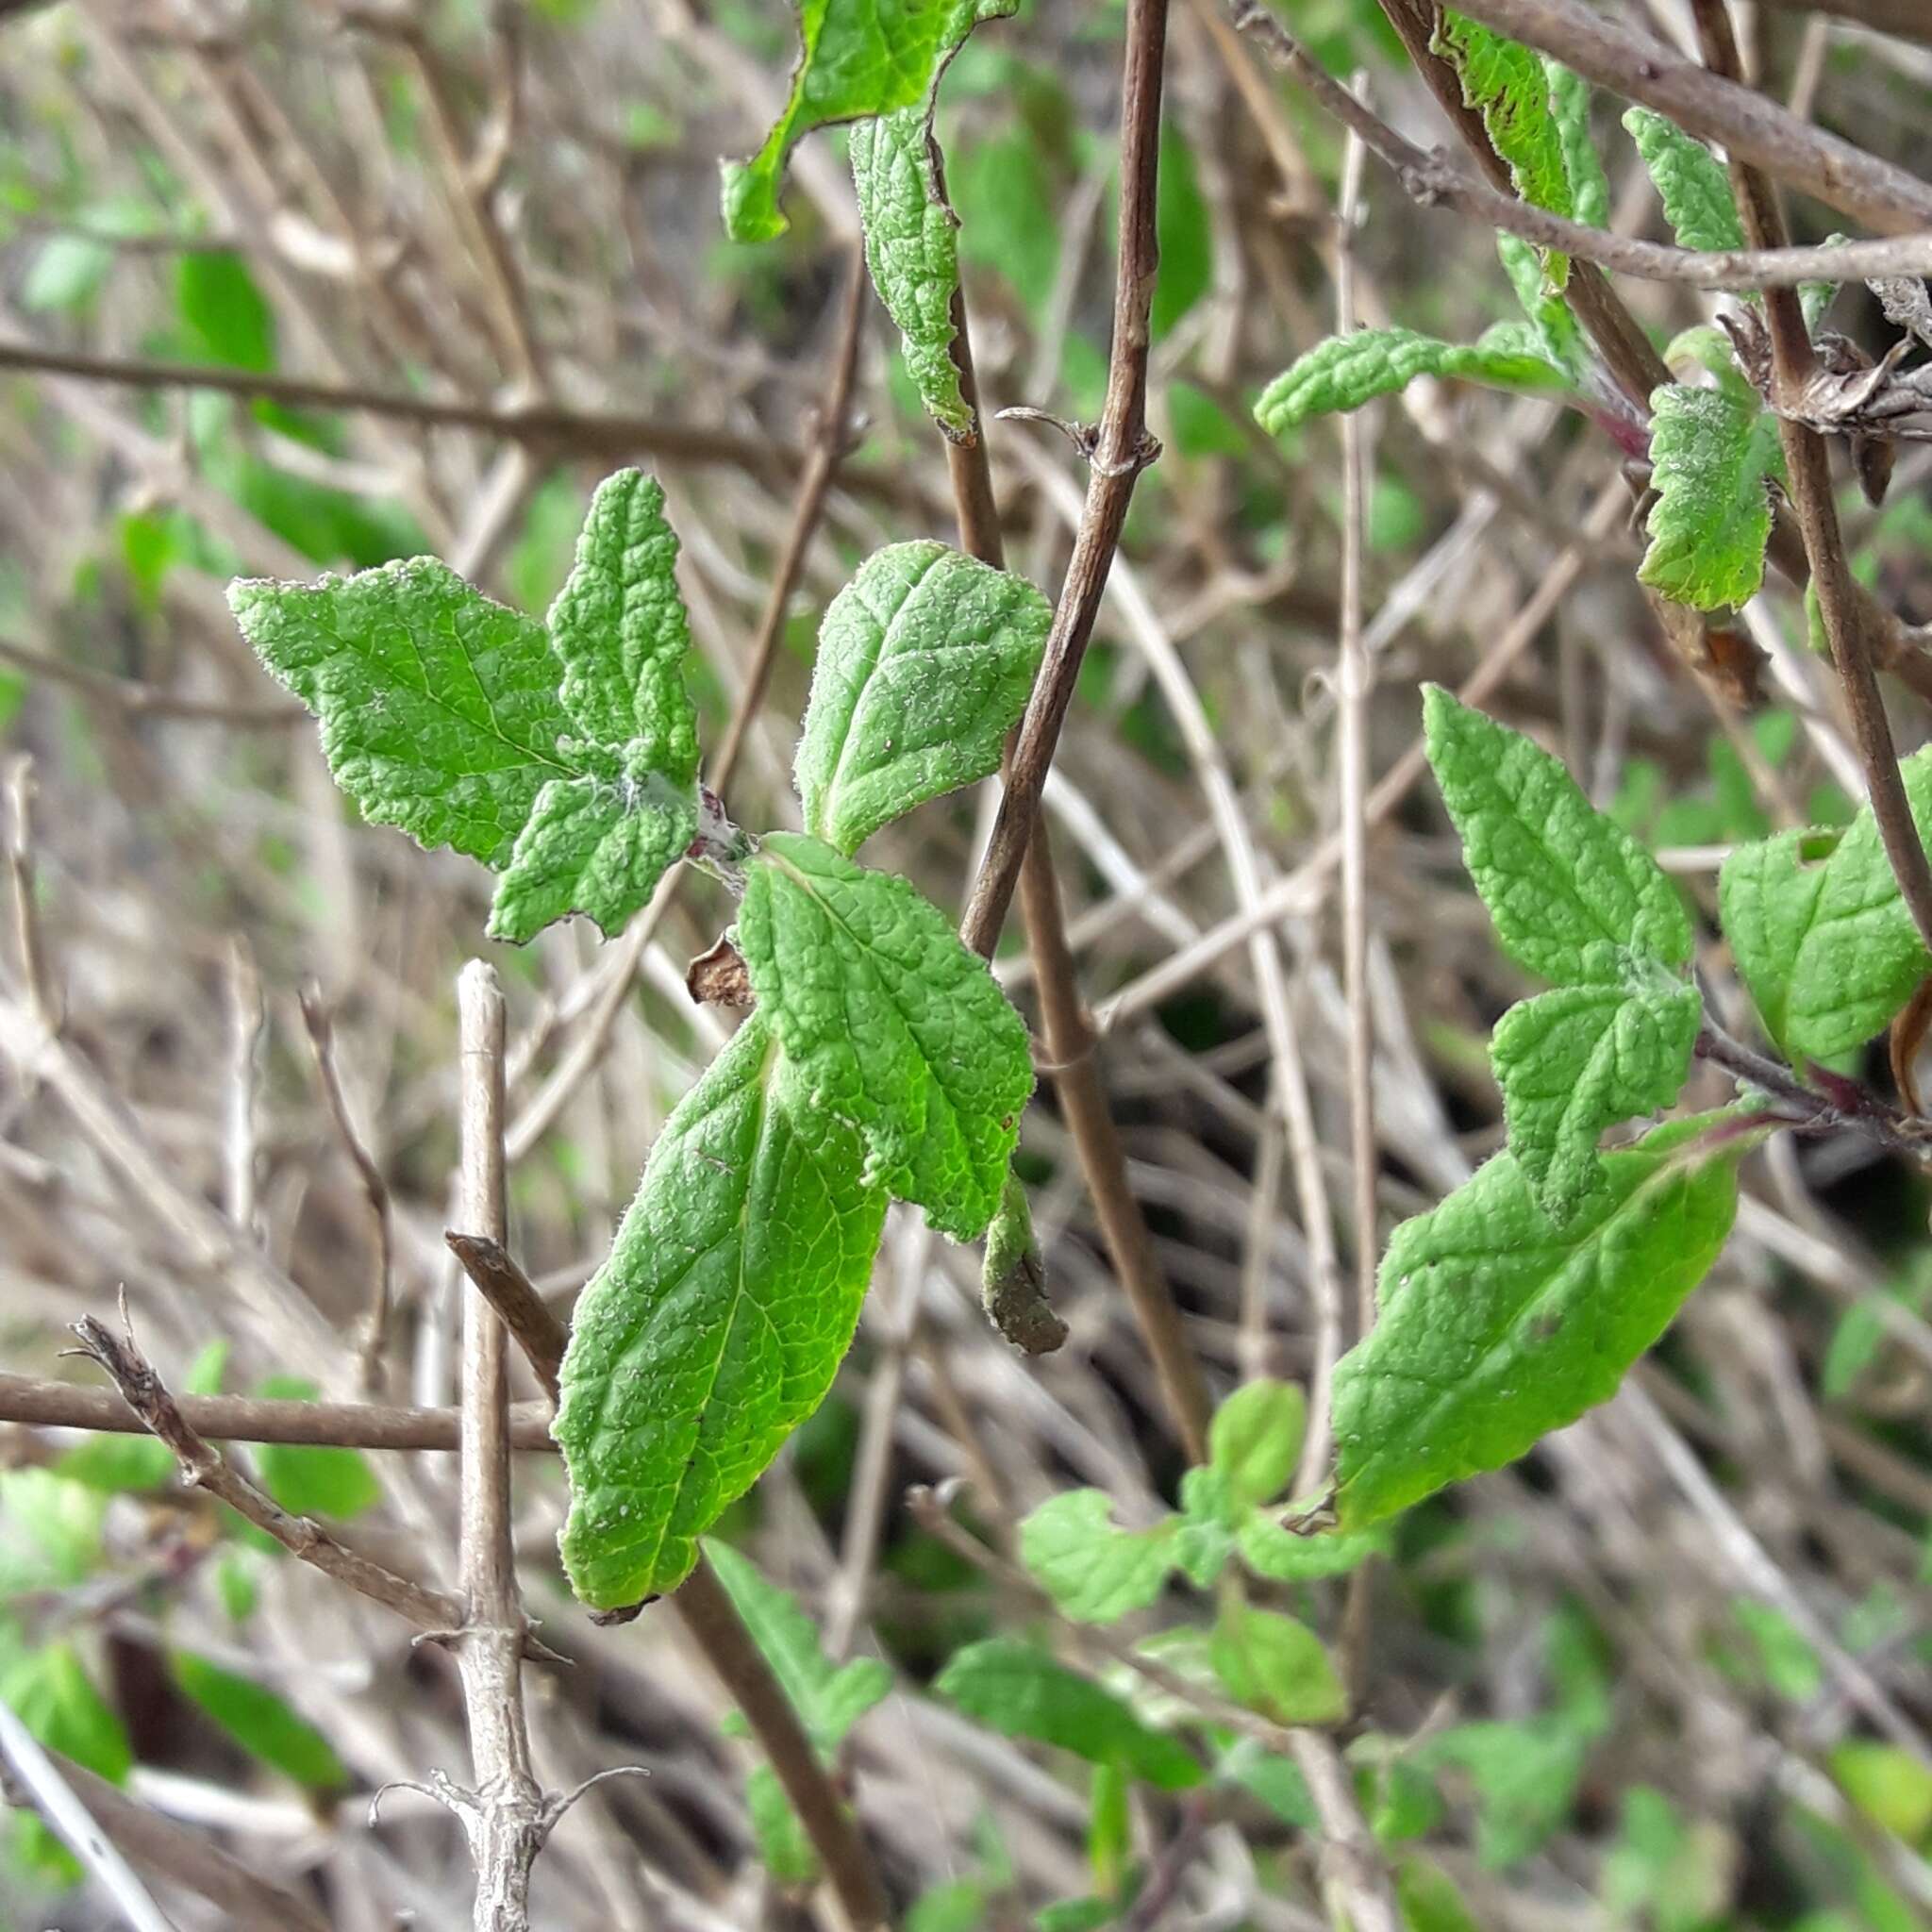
<box><xmin>704</xmin><ymin>1540</ymin><xmax>891</xmax><ymax>1751</ymax></box>
<box><xmin>852</xmin><ymin>108</ymin><xmax>973</xmax><ymax>439</ymax></box>
<box><xmin>253</xmin><ymin>1378</ymin><xmax>382</xmax><ymax>1519</ymax></box>
<box><xmin>23</xmin><ymin>233</ymin><xmax>113</xmax><ymax>313</ymax></box>
<box><xmin>1</xmin><ymin>1643</ymin><xmax>132</xmax><ymax>1786</ymax></box>
<box><xmin>1433</xmin><ymin>12</ymin><xmax>1573</xmax><ymax>277</ymax></box>
<box><xmin>0</xmin><ymin>1471</ymin><xmax>105</xmax><ymax>1596</ymax></box>
<box><xmin>1035</xmin><ymin>1901</ymin><xmax>1114</xmax><ymax>1932</ymax></box>
<box><xmin>1720</xmin><ymin>769</ymin><xmax>1932</xmax><ymax>1061</ymax></box>
<box><xmin>168</xmin><ymin>1650</ymin><xmax>348</xmax><ymax>1790</ymax></box>
<box><xmin>1172</xmin><ymin>1469</ymin><xmax>1237</xmax><ymax>1587</ymax></box>
<box><xmin>1544</xmin><ymin>60</ymin><xmax>1608</xmax><ymax>230</ymax></box>
<box><xmin>1333</xmin><ymin>1117</ymin><xmax>1744</xmax><ymax>1529</ymax></box>
<box><xmin>230</xmin><ymin>559</ymin><xmax>578</xmax><ymax>870</ymax></box>
<box><xmin>1423</xmin><ymin>687</ymin><xmax>1691</xmax><ymax>987</ymax></box>
<box><xmin>935</xmin><ymin>1638</ymin><xmax>1203</xmax><ymax>1790</ymax></box>
<box><xmin>1087</xmin><ymin>1759</ymin><xmax>1131</xmax><ymax>1892</ymax></box>
<box><xmin>721</xmin><ymin>0</ymin><xmax>1017</xmax><ymax>243</ymax></box>
<box><xmin>747</xmin><ymin>1762</ymin><xmax>820</xmax><ymax>1883</ymax></box>
<box><xmin>737</xmin><ymin>831</ymin><xmax>1033</xmax><ymax>1240</ymax></box>
<box><xmin>1018</xmin><ymin>1491</ymin><xmax>1177</xmax><ymax>1624</ymax></box>
<box><xmin>1490</xmin><ymin>976</ymin><xmax>1701</xmax><ymax>1223</ymax></box>
<box><xmin>1497</xmin><ymin>234</ymin><xmax>1586</xmax><ymax>378</ymax></box>
<box><xmin>1236</xmin><ymin>1511</ymin><xmax>1388</xmax><ymax>1582</ymax></box>
<box><xmin>1420</xmin><ymin>1716</ymin><xmax>1595</xmax><ymax>1868</ymax></box>
<box><xmin>555</xmin><ymin>1014</ymin><xmax>886</xmax><ymax>1607</ymax></box>
<box><xmin>542</xmin><ymin>470</ymin><xmax>700</xmax><ymax>789</ymax></box>
<box><xmin>1396</xmin><ymin>1857</ymin><xmax>1485</xmax><ymax>1932</ymax></box>
<box><xmin>1255</xmin><ymin>325</ymin><xmax>1569</xmax><ymax>436</ymax></box>
<box><xmin>794</xmin><ymin>543</ymin><xmax>1051</xmax><ymax>857</ymax></box>
<box><xmin>487</xmin><ymin>773</ymin><xmax>695</xmax><ymax>943</ymax></box>
<box><xmin>1624</xmin><ymin>107</ymin><xmax>1744</xmax><ymax>253</ymax></box>
<box><xmin>1220</xmin><ymin>1741</ymin><xmax>1318</xmax><ymax>1826</ymax></box>
<box><xmin>1208</xmin><ymin>1597</ymin><xmax>1347</xmax><ymax>1726</ymax></box>
<box><xmin>176</xmin><ymin>251</ymin><xmax>275</xmax><ymax>373</ymax></box>
<box><xmin>1208</xmin><ymin>1379</ymin><xmax>1306</xmax><ymax>1512</ymax></box>
<box><xmin>1831</xmin><ymin>1740</ymin><xmax>1932</xmax><ymax>1842</ymax></box>
<box><xmin>1640</xmin><ymin>383</ymin><xmax>1783</xmax><ymax>611</ymax></box>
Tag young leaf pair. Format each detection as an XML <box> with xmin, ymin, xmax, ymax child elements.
<box><xmin>234</xmin><ymin>472</ymin><xmax>1052</xmax><ymax>1608</ymax></box>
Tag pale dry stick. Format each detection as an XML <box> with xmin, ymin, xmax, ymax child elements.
<box><xmin>0</xmin><ymin>1701</ymin><xmax>180</xmax><ymax>1932</ymax></box>
<box><xmin>1013</xmin><ymin>440</ymin><xmax>1341</xmax><ymax>1488</ymax></box>
<box><xmin>442</xmin><ymin>1160</ymin><xmax>894</xmax><ymax>1931</ymax></box>
<box><xmin>505</xmin><ymin>256</ymin><xmax>867</xmax><ymax>1167</ymax></box>
<box><xmin>300</xmin><ymin>985</ymin><xmax>395</xmax><ymax>1388</ymax></box>
<box><xmin>0</xmin><ymin>1372</ymin><xmax>555</xmax><ymax>1449</ymax></box>
<box><xmin>4</xmin><ymin>757</ymin><xmax>56</xmax><ymax>1029</ymax></box>
<box><xmin>6</xmin><ymin>1749</ymin><xmax>331</xmax><ymax>1932</ymax></box>
<box><xmin>1688</xmin><ymin>0</ymin><xmax>1932</xmax><ymax>965</ymax></box>
<box><xmin>0</xmin><ymin>638</ymin><xmax>298</xmax><ymax>726</ymax></box>
<box><xmin>1758</xmin><ymin>0</ymin><xmax>1931</xmax><ymax>42</ymax></box>
<box><xmin>1332</xmin><ymin>81</ymin><xmax>1377</xmax><ymax>1347</ymax></box>
<box><xmin>65</xmin><ymin>1301</ymin><xmax>466</xmax><ymax>1633</ymax></box>
<box><xmin>223</xmin><ymin>939</ymin><xmax>265</xmax><ymax>1236</ymax></box>
<box><xmin>1096</xmin><ymin>483</ymin><xmax>1628</xmax><ymax>1027</ymax></box>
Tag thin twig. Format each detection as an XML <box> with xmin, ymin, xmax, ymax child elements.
<box><xmin>299</xmin><ymin>984</ymin><xmax>394</xmax><ymax>1389</ymax></box>
<box><xmin>1757</xmin><ymin>0</ymin><xmax>1932</xmax><ymax>42</ymax></box>
<box><xmin>223</xmin><ymin>938</ymin><xmax>264</xmax><ymax>1237</ymax></box>
<box><xmin>65</xmin><ymin>1300</ymin><xmax>465</xmax><ymax>1633</ymax></box>
<box><xmin>0</xmin><ymin>1371</ymin><xmax>556</xmax><ymax>1448</ymax></box>
<box><xmin>446</xmin><ymin>1234</ymin><xmax>562</xmax><ymax>1407</ymax></box>
<box><xmin>4</xmin><ymin>757</ymin><xmax>57</xmax><ymax>1029</ymax></box>
<box><xmin>1688</xmin><ymin>0</ymin><xmax>1932</xmax><ymax>964</ymax></box>
<box><xmin>958</xmin><ymin>0</ymin><xmax>1174</xmax><ymax>958</ymax></box>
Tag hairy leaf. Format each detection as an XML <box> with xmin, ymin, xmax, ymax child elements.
<box><xmin>852</xmin><ymin>108</ymin><xmax>973</xmax><ymax>438</ymax></box>
<box><xmin>231</xmin><ymin>559</ymin><xmax>577</xmax><ymax>869</ymax></box>
<box><xmin>794</xmin><ymin>542</ymin><xmax>1051</xmax><ymax>856</ymax></box>
<box><xmin>1019</xmin><ymin>1490</ymin><xmax>1177</xmax><ymax>1624</ymax></box>
<box><xmin>1624</xmin><ymin>108</ymin><xmax>1744</xmax><ymax>254</ymax></box>
<box><xmin>1255</xmin><ymin>325</ymin><xmax>1569</xmax><ymax>435</ymax></box>
<box><xmin>169</xmin><ymin>1650</ymin><xmax>348</xmax><ymax>1790</ymax></box>
<box><xmin>555</xmin><ymin>1015</ymin><xmax>886</xmax><ymax>1607</ymax></box>
<box><xmin>721</xmin><ymin>0</ymin><xmax>1015</xmax><ymax>243</ymax></box>
<box><xmin>1640</xmin><ymin>384</ymin><xmax>1783</xmax><ymax>612</ymax></box>
<box><xmin>1208</xmin><ymin>1380</ymin><xmax>1306</xmax><ymax>1514</ymax></box>
<box><xmin>737</xmin><ymin>831</ymin><xmax>1033</xmax><ymax>1239</ymax></box>
<box><xmin>1490</xmin><ymin>977</ymin><xmax>1701</xmax><ymax>1223</ymax></box>
<box><xmin>487</xmin><ymin>772</ymin><xmax>695</xmax><ymax>943</ymax></box>
<box><xmin>1433</xmin><ymin>12</ymin><xmax>1573</xmax><ymax>277</ymax></box>
<box><xmin>544</xmin><ymin>469</ymin><xmax>700</xmax><ymax>786</ymax></box>
<box><xmin>1209</xmin><ymin>1598</ymin><xmax>1347</xmax><ymax>1726</ymax></box>
<box><xmin>1720</xmin><ymin>759</ymin><xmax>1932</xmax><ymax>1060</ymax></box>
<box><xmin>1545</xmin><ymin>60</ymin><xmax>1608</xmax><ymax>229</ymax></box>
<box><xmin>935</xmin><ymin>1638</ymin><xmax>1203</xmax><ymax>1789</ymax></box>
<box><xmin>1332</xmin><ymin>1118</ymin><xmax>1745</xmax><ymax>1528</ymax></box>
<box><xmin>706</xmin><ymin>1540</ymin><xmax>891</xmax><ymax>1750</ymax></box>
<box><xmin>1423</xmin><ymin>687</ymin><xmax>1691</xmax><ymax>987</ymax></box>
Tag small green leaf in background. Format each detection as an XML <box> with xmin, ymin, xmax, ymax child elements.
<box><xmin>1172</xmin><ymin>1468</ymin><xmax>1237</xmax><ymax>1587</ymax></box>
<box><xmin>1418</xmin><ymin>1711</ymin><xmax>1600</xmax><ymax>1869</ymax></box>
<box><xmin>555</xmin><ymin>1015</ymin><xmax>885</xmax><ymax>1608</ymax></box>
<box><xmin>1152</xmin><ymin>124</ymin><xmax>1211</xmax><ymax>342</ymax></box>
<box><xmin>935</xmin><ymin>1638</ymin><xmax>1203</xmax><ymax>1790</ymax></box>
<box><xmin>1624</xmin><ymin>107</ymin><xmax>1745</xmax><ymax>254</ymax></box>
<box><xmin>2</xmin><ymin>1642</ymin><xmax>133</xmax><ymax>1879</ymax></box>
<box><xmin>1720</xmin><ymin>757</ymin><xmax>1932</xmax><ymax>1061</ymax></box>
<box><xmin>705</xmin><ymin>1540</ymin><xmax>891</xmax><ymax>1751</ymax></box>
<box><xmin>1332</xmin><ymin>1116</ymin><xmax>1746</xmax><ymax>1529</ymax></box>
<box><xmin>1601</xmin><ymin>1786</ymin><xmax>1736</xmax><ymax>1932</ymax></box>
<box><xmin>1497</xmin><ymin>234</ymin><xmax>1587</xmax><ymax>379</ymax></box>
<box><xmin>231</xmin><ymin>559</ymin><xmax>576</xmax><ymax>870</ymax></box>
<box><xmin>0</xmin><ymin>1470</ymin><xmax>105</xmax><ymax>1597</ymax></box>
<box><xmin>1208</xmin><ymin>1378</ymin><xmax>1306</xmax><ymax>1512</ymax></box>
<box><xmin>176</xmin><ymin>250</ymin><xmax>276</xmax><ymax>373</ymax></box>
<box><xmin>1086</xmin><ymin>1759</ymin><xmax>1131</xmax><ymax>1894</ymax></box>
<box><xmin>737</xmin><ymin>831</ymin><xmax>1034</xmax><ymax>1241</ymax></box>
<box><xmin>747</xmin><ymin>1761</ymin><xmax>820</xmax><ymax>1882</ymax></box>
<box><xmin>1489</xmin><ymin>975</ymin><xmax>1701</xmax><ymax>1223</ymax></box>
<box><xmin>1831</xmin><ymin>1740</ymin><xmax>1932</xmax><ymax>1844</ymax></box>
<box><xmin>1640</xmin><ymin>383</ymin><xmax>1784</xmax><ymax>611</ymax></box>
<box><xmin>793</xmin><ymin>542</ymin><xmax>1051</xmax><ymax>858</ymax></box>
<box><xmin>22</xmin><ymin>233</ymin><xmax>113</xmax><ymax>313</ymax></box>
<box><xmin>1035</xmin><ymin>1900</ymin><xmax>1115</xmax><ymax>1932</ymax></box>
<box><xmin>1432</xmin><ymin>13</ymin><xmax>1574</xmax><ymax>275</ymax></box>
<box><xmin>1396</xmin><ymin>1857</ymin><xmax>1484</xmax><ymax>1932</ymax></box>
<box><xmin>1208</xmin><ymin>1597</ymin><xmax>1347</xmax><ymax>1726</ymax></box>
<box><xmin>1019</xmin><ymin>1491</ymin><xmax>1177</xmax><ymax>1624</ymax></box>
<box><xmin>721</xmin><ymin>0</ymin><xmax>1017</xmax><ymax>242</ymax></box>
<box><xmin>253</xmin><ymin>1376</ymin><xmax>381</xmax><ymax>1519</ymax></box>
<box><xmin>1423</xmin><ymin>686</ymin><xmax>1692</xmax><ymax>987</ymax></box>
<box><xmin>1255</xmin><ymin>325</ymin><xmax>1570</xmax><ymax>435</ymax></box>
<box><xmin>852</xmin><ymin>107</ymin><xmax>974</xmax><ymax>439</ymax></box>
<box><xmin>1544</xmin><ymin>59</ymin><xmax>1607</xmax><ymax>229</ymax></box>
<box><xmin>168</xmin><ymin>1650</ymin><xmax>348</xmax><ymax>1790</ymax></box>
